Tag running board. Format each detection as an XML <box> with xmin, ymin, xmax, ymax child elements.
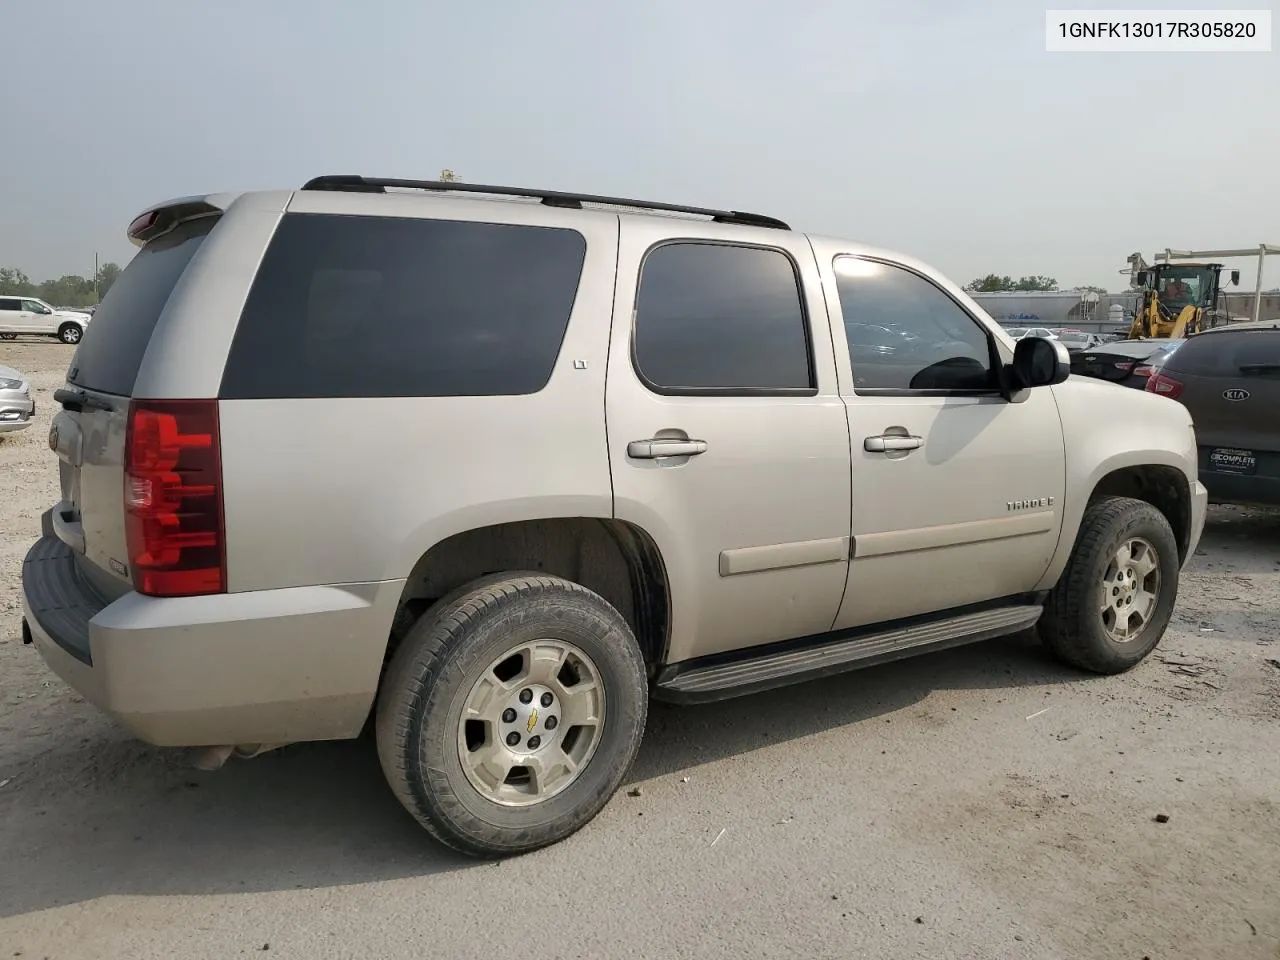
<box><xmin>654</xmin><ymin>603</ymin><xmax>1043</xmax><ymax>704</ymax></box>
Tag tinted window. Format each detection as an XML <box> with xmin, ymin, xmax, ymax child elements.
<box><xmin>633</xmin><ymin>242</ymin><xmax>812</xmax><ymax>392</ymax></box>
<box><xmin>219</xmin><ymin>214</ymin><xmax>587</xmax><ymax>399</ymax></box>
<box><xmin>1166</xmin><ymin>329</ymin><xmax>1280</xmax><ymax>377</ymax></box>
<box><xmin>0</xmin><ymin>299</ymin><xmax>18</xmax><ymax>311</ymax></box>
<box><xmin>833</xmin><ymin>257</ymin><xmax>996</xmax><ymax>392</ymax></box>
<box><xmin>68</xmin><ymin>216</ymin><xmax>215</xmax><ymax>396</ymax></box>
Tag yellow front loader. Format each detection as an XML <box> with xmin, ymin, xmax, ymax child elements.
<box><xmin>1124</xmin><ymin>255</ymin><xmax>1240</xmax><ymax>340</ymax></box>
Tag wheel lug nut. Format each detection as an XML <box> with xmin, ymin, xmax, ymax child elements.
<box><xmin>545</xmin><ymin>715</ymin><xmax>558</xmax><ymax>731</ymax></box>
<box><xmin>502</xmin><ymin>708</ymin><xmax>517</xmax><ymax>723</ymax></box>
<box><xmin>506</xmin><ymin>732</ymin><xmax>521</xmax><ymax>747</ymax></box>
<box><xmin>519</xmin><ymin>689</ymin><xmax>533</xmax><ymax>704</ymax></box>
<box><xmin>540</xmin><ymin>692</ymin><xmax>553</xmax><ymax>708</ymax></box>
<box><xmin>528</xmin><ymin>736</ymin><xmax>541</xmax><ymax>749</ymax></box>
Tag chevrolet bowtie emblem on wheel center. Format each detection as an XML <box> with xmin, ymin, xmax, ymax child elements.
<box><xmin>526</xmin><ymin>708</ymin><xmax>538</xmax><ymax>733</ymax></box>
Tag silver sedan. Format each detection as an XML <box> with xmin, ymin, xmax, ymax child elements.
<box><xmin>0</xmin><ymin>363</ymin><xmax>35</xmax><ymax>434</ymax></box>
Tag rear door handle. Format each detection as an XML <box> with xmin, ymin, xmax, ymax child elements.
<box><xmin>628</xmin><ymin>438</ymin><xmax>708</xmax><ymax>459</ymax></box>
<box><xmin>864</xmin><ymin>434</ymin><xmax>922</xmax><ymax>453</ymax></box>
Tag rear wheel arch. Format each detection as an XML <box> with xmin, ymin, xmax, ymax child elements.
<box><xmin>386</xmin><ymin>518</ymin><xmax>671</xmax><ymax>672</ymax></box>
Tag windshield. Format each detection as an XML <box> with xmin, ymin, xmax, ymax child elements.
<box><xmin>1156</xmin><ymin>265</ymin><xmax>1216</xmax><ymax>309</ymax></box>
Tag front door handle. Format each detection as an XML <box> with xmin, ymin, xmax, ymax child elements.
<box><xmin>864</xmin><ymin>434</ymin><xmax>922</xmax><ymax>453</ymax></box>
<box><xmin>628</xmin><ymin>438</ymin><xmax>708</xmax><ymax>459</ymax></box>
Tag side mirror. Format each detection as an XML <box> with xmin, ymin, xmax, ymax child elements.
<box><xmin>1230</xmin><ymin>269</ymin><xmax>1241</xmax><ymax>286</ymax></box>
<box><xmin>1008</xmin><ymin>336</ymin><xmax>1070</xmax><ymax>391</ymax></box>
<box><xmin>1135</xmin><ymin>270</ymin><xmax>1149</xmax><ymax>287</ymax></box>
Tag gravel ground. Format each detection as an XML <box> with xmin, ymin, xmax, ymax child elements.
<box><xmin>1</xmin><ymin>340</ymin><xmax>1278</xmax><ymax>960</ymax></box>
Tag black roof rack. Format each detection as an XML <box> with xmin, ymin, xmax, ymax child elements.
<box><xmin>300</xmin><ymin>175</ymin><xmax>790</xmax><ymax>231</ymax></box>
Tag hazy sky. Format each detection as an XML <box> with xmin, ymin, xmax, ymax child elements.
<box><xmin>3</xmin><ymin>0</ymin><xmax>1277</xmax><ymax>290</ymax></box>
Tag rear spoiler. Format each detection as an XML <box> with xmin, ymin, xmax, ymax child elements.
<box><xmin>126</xmin><ymin>193</ymin><xmax>241</xmax><ymax>247</ymax></box>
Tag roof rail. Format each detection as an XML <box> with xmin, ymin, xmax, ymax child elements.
<box><xmin>299</xmin><ymin>175</ymin><xmax>791</xmax><ymax>231</ymax></box>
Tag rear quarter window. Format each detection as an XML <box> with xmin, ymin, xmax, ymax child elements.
<box><xmin>1164</xmin><ymin>330</ymin><xmax>1280</xmax><ymax>377</ymax></box>
<box><xmin>68</xmin><ymin>216</ymin><xmax>216</xmax><ymax>396</ymax></box>
<box><xmin>218</xmin><ymin>213</ymin><xmax>588</xmax><ymax>399</ymax></box>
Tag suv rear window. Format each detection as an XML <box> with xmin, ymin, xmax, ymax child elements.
<box><xmin>218</xmin><ymin>213</ymin><xmax>588</xmax><ymax>399</ymax></box>
<box><xmin>68</xmin><ymin>216</ymin><xmax>216</xmax><ymax>396</ymax></box>
<box><xmin>1163</xmin><ymin>329</ymin><xmax>1280</xmax><ymax>377</ymax></box>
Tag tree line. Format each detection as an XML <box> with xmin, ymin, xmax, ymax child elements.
<box><xmin>0</xmin><ymin>263</ymin><xmax>122</xmax><ymax>307</ymax></box>
<box><xmin>963</xmin><ymin>274</ymin><xmax>1112</xmax><ymax>295</ymax></box>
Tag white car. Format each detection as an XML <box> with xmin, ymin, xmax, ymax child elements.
<box><xmin>1005</xmin><ymin>326</ymin><xmax>1056</xmax><ymax>340</ymax></box>
<box><xmin>0</xmin><ymin>296</ymin><xmax>92</xmax><ymax>344</ymax></box>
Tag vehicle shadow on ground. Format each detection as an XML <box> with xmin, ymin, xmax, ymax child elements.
<box><xmin>1191</xmin><ymin>504</ymin><xmax>1280</xmax><ymax>577</ymax></box>
<box><xmin>0</xmin><ymin>628</ymin><xmax>1081</xmax><ymax>918</ymax></box>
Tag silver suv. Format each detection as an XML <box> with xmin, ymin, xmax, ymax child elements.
<box><xmin>22</xmin><ymin>176</ymin><xmax>1208</xmax><ymax>857</ymax></box>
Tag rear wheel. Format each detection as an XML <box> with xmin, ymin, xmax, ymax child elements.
<box><xmin>0</xmin><ymin>332</ymin><xmax>15</xmax><ymax>340</ymax></box>
<box><xmin>375</xmin><ymin>573</ymin><xmax>648</xmax><ymax>857</ymax></box>
<box><xmin>1040</xmin><ymin>496</ymin><xmax>1180</xmax><ymax>673</ymax></box>
<box><xmin>57</xmin><ymin>323</ymin><xmax>82</xmax><ymax>344</ymax></box>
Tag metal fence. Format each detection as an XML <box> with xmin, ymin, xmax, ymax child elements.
<box><xmin>971</xmin><ymin>290</ymin><xmax>1279</xmax><ymax>336</ymax></box>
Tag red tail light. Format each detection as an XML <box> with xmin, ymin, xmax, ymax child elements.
<box><xmin>124</xmin><ymin>399</ymin><xmax>226</xmax><ymax>597</ymax></box>
<box><xmin>1133</xmin><ymin>364</ymin><xmax>1153</xmax><ymax>377</ymax></box>
<box><xmin>1145</xmin><ymin>372</ymin><xmax>1184</xmax><ymax>399</ymax></box>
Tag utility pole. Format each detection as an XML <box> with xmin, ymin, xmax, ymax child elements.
<box><xmin>93</xmin><ymin>252</ymin><xmax>99</xmax><ymax>304</ymax></box>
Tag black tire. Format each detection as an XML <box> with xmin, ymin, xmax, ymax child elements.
<box><xmin>375</xmin><ymin>572</ymin><xmax>649</xmax><ymax>857</ymax></box>
<box><xmin>58</xmin><ymin>323</ymin><xmax>82</xmax><ymax>344</ymax></box>
<box><xmin>0</xmin><ymin>332</ymin><xmax>15</xmax><ymax>340</ymax></box>
<box><xmin>1040</xmin><ymin>495</ymin><xmax>1180</xmax><ymax>674</ymax></box>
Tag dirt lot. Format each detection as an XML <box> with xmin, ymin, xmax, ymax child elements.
<box><xmin>1</xmin><ymin>339</ymin><xmax>1278</xmax><ymax>960</ymax></box>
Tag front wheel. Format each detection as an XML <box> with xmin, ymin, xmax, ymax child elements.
<box><xmin>1040</xmin><ymin>496</ymin><xmax>1180</xmax><ymax>674</ymax></box>
<box><xmin>375</xmin><ymin>573</ymin><xmax>649</xmax><ymax>857</ymax></box>
<box><xmin>58</xmin><ymin>323</ymin><xmax>83</xmax><ymax>344</ymax></box>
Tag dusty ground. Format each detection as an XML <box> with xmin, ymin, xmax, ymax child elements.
<box><xmin>1</xmin><ymin>339</ymin><xmax>1278</xmax><ymax>960</ymax></box>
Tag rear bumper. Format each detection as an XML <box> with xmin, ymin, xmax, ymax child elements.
<box><xmin>1200</xmin><ymin>471</ymin><xmax>1280</xmax><ymax>508</ymax></box>
<box><xmin>22</xmin><ymin>522</ymin><xmax>402</xmax><ymax>748</ymax></box>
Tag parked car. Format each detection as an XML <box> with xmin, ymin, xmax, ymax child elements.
<box><xmin>1053</xmin><ymin>329</ymin><xmax>1102</xmax><ymax>353</ymax></box>
<box><xmin>1071</xmin><ymin>338</ymin><xmax>1185</xmax><ymax>390</ymax></box>
<box><xmin>1005</xmin><ymin>326</ymin><xmax>1056</xmax><ymax>340</ymax></box>
<box><xmin>1147</xmin><ymin>319</ymin><xmax>1280</xmax><ymax>506</ymax></box>
<box><xmin>0</xmin><ymin>297</ymin><xmax>92</xmax><ymax>343</ymax></box>
<box><xmin>0</xmin><ymin>363</ymin><xmax>35</xmax><ymax>434</ymax></box>
<box><xmin>22</xmin><ymin>175</ymin><xmax>1207</xmax><ymax>858</ymax></box>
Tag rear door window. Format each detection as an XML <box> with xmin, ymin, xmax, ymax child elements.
<box><xmin>1165</xmin><ymin>330</ymin><xmax>1280</xmax><ymax>378</ymax></box>
<box><xmin>218</xmin><ymin>213</ymin><xmax>588</xmax><ymax>399</ymax></box>
<box><xmin>68</xmin><ymin>216</ymin><xmax>217</xmax><ymax>396</ymax></box>
<box><xmin>631</xmin><ymin>241</ymin><xmax>813</xmax><ymax>393</ymax></box>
